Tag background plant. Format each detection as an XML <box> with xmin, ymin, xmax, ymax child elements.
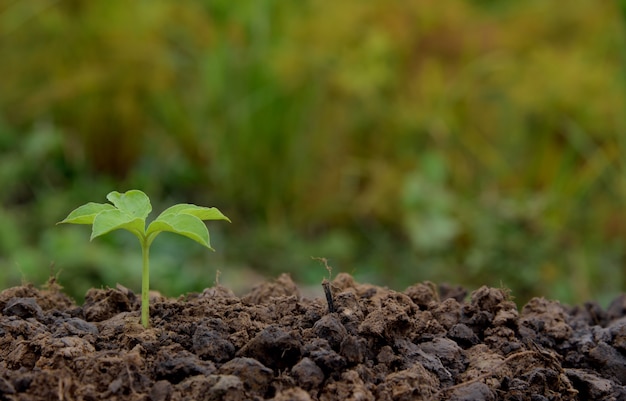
<box><xmin>1</xmin><ymin>0</ymin><xmax>625</xmax><ymax>305</ymax></box>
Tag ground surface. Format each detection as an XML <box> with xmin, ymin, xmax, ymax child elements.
<box><xmin>1</xmin><ymin>273</ymin><xmax>626</xmax><ymax>401</ymax></box>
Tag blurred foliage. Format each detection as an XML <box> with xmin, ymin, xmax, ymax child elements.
<box><xmin>1</xmin><ymin>0</ymin><xmax>626</xmax><ymax>305</ymax></box>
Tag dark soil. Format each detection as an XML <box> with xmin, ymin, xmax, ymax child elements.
<box><xmin>2</xmin><ymin>273</ymin><xmax>626</xmax><ymax>401</ymax></box>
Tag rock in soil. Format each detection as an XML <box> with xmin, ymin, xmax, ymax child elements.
<box><xmin>1</xmin><ymin>274</ymin><xmax>626</xmax><ymax>400</ymax></box>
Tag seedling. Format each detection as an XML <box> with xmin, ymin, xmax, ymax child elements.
<box><xmin>58</xmin><ymin>190</ymin><xmax>230</xmax><ymax>328</ymax></box>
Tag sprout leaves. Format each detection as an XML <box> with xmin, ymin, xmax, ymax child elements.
<box><xmin>147</xmin><ymin>204</ymin><xmax>230</xmax><ymax>249</ymax></box>
<box><xmin>58</xmin><ymin>202</ymin><xmax>115</xmax><ymax>225</ymax></box>
<box><xmin>58</xmin><ymin>190</ymin><xmax>230</xmax><ymax>249</ymax></box>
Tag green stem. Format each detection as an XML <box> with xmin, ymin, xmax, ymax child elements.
<box><xmin>141</xmin><ymin>239</ymin><xmax>150</xmax><ymax>328</ymax></box>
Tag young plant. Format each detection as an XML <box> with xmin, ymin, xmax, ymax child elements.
<box><xmin>58</xmin><ymin>189</ymin><xmax>230</xmax><ymax>328</ymax></box>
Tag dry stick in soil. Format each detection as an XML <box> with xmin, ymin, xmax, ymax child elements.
<box><xmin>322</xmin><ymin>279</ymin><xmax>335</xmax><ymax>313</ymax></box>
<box><xmin>313</xmin><ymin>257</ymin><xmax>335</xmax><ymax>313</ymax></box>
<box><xmin>214</xmin><ymin>269</ymin><xmax>222</xmax><ymax>286</ymax></box>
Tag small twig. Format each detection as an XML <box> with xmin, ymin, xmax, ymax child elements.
<box><xmin>57</xmin><ymin>376</ymin><xmax>64</xmax><ymax>401</ymax></box>
<box><xmin>214</xmin><ymin>269</ymin><xmax>222</xmax><ymax>286</ymax></box>
<box><xmin>44</xmin><ymin>262</ymin><xmax>63</xmax><ymax>291</ymax></box>
<box><xmin>312</xmin><ymin>257</ymin><xmax>335</xmax><ymax>313</ymax></box>
<box><xmin>125</xmin><ymin>361</ymin><xmax>137</xmax><ymax>395</ymax></box>
<box><xmin>322</xmin><ymin>279</ymin><xmax>335</xmax><ymax>313</ymax></box>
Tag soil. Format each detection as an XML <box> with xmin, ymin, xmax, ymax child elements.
<box><xmin>1</xmin><ymin>273</ymin><xmax>626</xmax><ymax>401</ymax></box>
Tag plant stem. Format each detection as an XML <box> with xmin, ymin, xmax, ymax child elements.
<box><xmin>141</xmin><ymin>240</ymin><xmax>150</xmax><ymax>328</ymax></box>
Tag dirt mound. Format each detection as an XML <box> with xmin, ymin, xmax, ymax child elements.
<box><xmin>1</xmin><ymin>273</ymin><xmax>626</xmax><ymax>400</ymax></box>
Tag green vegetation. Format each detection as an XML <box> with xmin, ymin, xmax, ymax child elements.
<box><xmin>1</xmin><ymin>0</ymin><xmax>626</xmax><ymax>305</ymax></box>
<box><xmin>59</xmin><ymin>190</ymin><xmax>230</xmax><ymax>327</ymax></box>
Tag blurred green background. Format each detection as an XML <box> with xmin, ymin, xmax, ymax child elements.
<box><xmin>1</xmin><ymin>0</ymin><xmax>626</xmax><ymax>306</ymax></box>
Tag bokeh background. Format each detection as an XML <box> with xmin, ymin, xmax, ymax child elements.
<box><xmin>1</xmin><ymin>0</ymin><xmax>626</xmax><ymax>306</ymax></box>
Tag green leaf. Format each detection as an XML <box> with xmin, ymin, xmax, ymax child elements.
<box><xmin>147</xmin><ymin>213</ymin><xmax>212</xmax><ymax>249</ymax></box>
<box><xmin>106</xmin><ymin>190</ymin><xmax>152</xmax><ymax>220</ymax></box>
<box><xmin>58</xmin><ymin>202</ymin><xmax>115</xmax><ymax>225</ymax></box>
<box><xmin>157</xmin><ymin>204</ymin><xmax>231</xmax><ymax>222</ymax></box>
<box><xmin>91</xmin><ymin>209</ymin><xmax>145</xmax><ymax>240</ymax></box>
